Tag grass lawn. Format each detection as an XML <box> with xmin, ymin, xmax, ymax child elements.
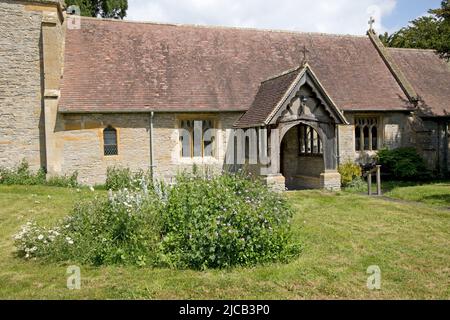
<box><xmin>0</xmin><ymin>184</ymin><xmax>449</xmax><ymax>299</ymax></box>
<box><xmin>383</xmin><ymin>182</ymin><xmax>450</xmax><ymax>209</ymax></box>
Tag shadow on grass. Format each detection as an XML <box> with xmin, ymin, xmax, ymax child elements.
<box><xmin>381</xmin><ymin>180</ymin><xmax>450</xmax><ymax>192</ymax></box>
<box><xmin>422</xmin><ymin>194</ymin><xmax>450</xmax><ymax>206</ymax></box>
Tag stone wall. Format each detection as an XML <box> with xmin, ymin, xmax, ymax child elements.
<box><xmin>0</xmin><ymin>1</ymin><xmax>45</xmax><ymax>170</ymax></box>
<box><xmin>53</xmin><ymin>112</ymin><xmax>243</xmax><ymax>185</ymax></box>
<box><xmin>0</xmin><ymin>0</ymin><xmax>64</xmax><ymax>171</ymax></box>
<box><xmin>152</xmin><ymin>112</ymin><xmax>242</xmax><ymax>182</ymax></box>
<box><xmin>339</xmin><ymin>112</ymin><xmax>450</xmax><ymax>175</ymax></box>
<box><xmin>415</xmin><ymin>119</ymin><xmax>450</xmax><ymax>175</ymax></box>
<box><xmin>338</xmin><ymin>112</ymin><xmax>416</xmax><ymax>164</ymax></box>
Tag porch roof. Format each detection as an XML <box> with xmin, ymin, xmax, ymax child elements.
<box><xmin>235</xmin><ymin>64</ymin><xmax>348</xmax><ymax>128</ymax></box>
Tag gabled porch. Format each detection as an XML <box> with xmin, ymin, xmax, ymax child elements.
<box><xmin>234</xmin><ymin>63</ymin><xmax>348</xmax><ymax>191</ymax></box>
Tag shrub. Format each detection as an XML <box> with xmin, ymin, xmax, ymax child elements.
<box><xmin>0</xmin><ymin>159</ymin><xmax>79</xmax><ymax>187</ymax></box>
<box><xmin>158</xmin><ymin>171</ymin><xmax>298</xmax><ymax>270</ymax></box>
<box><xmin>47</xmin><ymin>172</ymin><xmax>79</xmax><ymax>188</ymax></box>
<box><xmin>338</xmin><ymin>161</ymin><xmax>362</xmax><ymax>187</ymax></box>
<box><xmin>344</xmin><ymin>177</ymin><xmax>367</xmax><ymax>193</ymax></box>
<box><xmin>377</xmin><ymin>147</ymin><xmax>430</xmax><ymax>180</ymax></box>
<box><xmin>0</xmin><ymin>160</ymin><xmax>46</xmax><ymax>185</ymax></box>
<box><xmin>15</xmin><ymin>171</ymin><xmax>299</xmax><ymax>270</ymax></box>
<box><xmin>14</xmin><ymin>187</ymin><xmax>163</xmax><ymax>266</ymax></box>
<box><xmin>105</xmin><ymin>166</ymin><xmax>151</xmax><ymax>191</ymax></box>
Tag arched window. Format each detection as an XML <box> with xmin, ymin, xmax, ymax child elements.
<box><xmin>355</xmin><ymin>117</ymin><xmax>380</xmax><ymax>152</ymax></box>
<box><xmin>371</xmin><ymin>126</ymin><xmax>378</xmax><ymax>151</ymax></box>
<box><xmin>103</xmin><ymin>126</ymin><xmax>118</xmax><ymax>156</ymax></box>
<box><xmin>355</xmin><ymin>125</ymin><xmax>361</xmax><ymax>151</ymax></box>
<box><xmin>298</xmin><ymin>124</ymin><xmax>323</xmax><ymax>156</ymax></box>
<box><xmin>363</xmin><ymin>126</ymin><xmax>370</xmax><ymax>150</ymax></box>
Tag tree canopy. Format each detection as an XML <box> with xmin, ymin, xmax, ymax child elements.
<box><xmin>66</xmin><ymin>0</ymin><xmax>128</xmax><ymax>19</ymax></box>
<box><xmin>379</xmin><ymin>0</ymin><xmax>450</xmax><ymax>60</ymax></box>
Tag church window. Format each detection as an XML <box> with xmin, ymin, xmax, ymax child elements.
<box><xmin>298</xmin><ymin>124</ymin><xmax>323</xmax><ymax>156</ymax></box>
<box><xmin>103</xmin><ymin>126</ymin><xmax>118</xmax><ymax>156</ymax></box>
<box><xmin>355</xmin><ymin>117</ymin><xmax>379</xmax><ymax>151</ymax></box>
<box><xmin>355</xmin><ymin>126</ymin><xmax>361</xmax><ymax>151</ymax></box>
<box><xmin>180</xmin><ymin>119</ymin><xmax>215</xmax><ymax>158</ymax></box>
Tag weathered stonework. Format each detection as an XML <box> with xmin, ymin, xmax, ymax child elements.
<box><xmin>340</xmin><ymin>112</ymin><xmax>416</xmax><ymax>160</ymax></box>
<box><xmin>0</xmin><ymin>0</ymin><xmax>64</xmax><ymax>172</ymax></box>
<box><xmin>320</xmin><ymin>171</ymin><xmax>341</xmax><ymax>191</ymax></box>
<box><xmin>0</xmin><ymin>1</ymin><xmax>46</xmax><ymax>170</ymax></box>
<box><xmin>264</xmin><ymin>174</ymin><xmax>286</xmax><ymax>193</ymax></box>
<box><xmin>151</xmin><ymin>112</ymin><xmax>243</xmax><ymax>183</ymax></box>
<box><xmin>51</xmin><ymin>112</ymin><xmax>243</xmax><ymax>185</ymax></box>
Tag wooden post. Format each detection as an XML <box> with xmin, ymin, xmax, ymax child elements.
<box><xmin>368</xmin><ymin>173</ymin><xmax>372</xmax><ymax>196</ymax></box>
<box><xmin>376</xmin><ymin>165</ymin><xmax>382</xmax><ymax>196</ymax></box>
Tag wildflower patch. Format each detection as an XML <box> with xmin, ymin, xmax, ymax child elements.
<box><xmin>14</xmin><ymin>171</ymin><xmax>299</xmax><ymax>269</ymax></box>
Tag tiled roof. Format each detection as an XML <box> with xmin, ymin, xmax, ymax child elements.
<box><xmin>235</xmin><ymin>67</ymin><xmax>302</xmax><ymax>127</ymax></box>
<box><xmin>60</xmin><ymin>18</ymin><xmax>411</xmax><ymax>113</ymax></box>
<box><xmin>388</xmin><ymin>48</ymin><xmax>450</xmax><ymax>116</ymax></box>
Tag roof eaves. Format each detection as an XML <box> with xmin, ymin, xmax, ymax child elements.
<box><xmin>264</xmin><ymin>67</ymin><xmax>307</xmax><ymax>125</ymax></box>
<box><xmin>368</xmin><ymin>30</ymin><xmax>419</xmax><ymax>103</ymax></box>
<box><xmin>58</xmin><ymin>107</ymin><xmax>246</xmax><ymax>114</ymax></box>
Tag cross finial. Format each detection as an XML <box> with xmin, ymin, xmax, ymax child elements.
<box><xmin>301</xmin><ymin>44</ymin><xmax>310</xmax><ymax>65</ymax></box>
<box><xmin>368</xmin><ymin>16</ymin><xmax>375</xmax><ymax>31</ymax></box>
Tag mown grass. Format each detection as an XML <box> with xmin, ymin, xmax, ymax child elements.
<box><xmin>383</xmin><ymin>182</ymin><xmax>450</xmax><ymax>208</ymax></box>
<box><xmin>0</xmin><ymin>185</ymin><xmax>449</xmax><ymax>299</ymax></box>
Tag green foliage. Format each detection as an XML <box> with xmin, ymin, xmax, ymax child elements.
<box><xmin>158</xmin><ymin>172</ymin><xmax>298</xmax><ymax>270</ymax></box>
<box><xmin>0</xmin><ymin>160</ymin><xmax>78</xmax><ymax>188</ymax></box>
<box><xmin>377</xmin><ymin>148</ymin><xmax>430</xmax><ymax>180</ymax></box>
<box><xmin>343</xmin><ymin>177</ymin><xmax>367</xmax><ymax>193</ymax></box>
<box><xmin>338</xmin><ymin>161</ymin><xmax>362</xmax><ymax>187</ymax></box>
<box><xmin>105</xmin><ymin>166</ymin><xmax>151</xmax><ymax>191</ymax></box>
<box><xmin>66</xmin><ymin>0</ymin><xmax>128</xmax><ymax>19</ymax></box>
<box><xmin>380</xmin><ymin>1</ymin><xmax>450</xmax><ymax>60</ymax></box>
<box><xmin>14</xmin><ymin>188</ymin><xmax>163</xmax><ymax>266</ymax></box>
<box><xmin>15</xmin><ymin>171</ymin><xmax>299</xmax><ymax>269</ymax></box>
<box><xmin>380</xmin><ymin>17</ymin><xmax>441</xmax><ymax>49</ymax></box>
<box><xmin>47</xmin><ymin>172</ymin><xmax>79</xmax><ymax>188</ymax></box>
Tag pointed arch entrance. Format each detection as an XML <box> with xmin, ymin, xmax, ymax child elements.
<box><xmin>281</xmin><ymin>123</ymin><xmax>325</xmax><ymax>189</ymax></box>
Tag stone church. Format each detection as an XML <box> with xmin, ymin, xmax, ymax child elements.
<box><xmin>1</xmin><ymin>0</ymin><xmax>450</xmax><ymax>190</ymax></box>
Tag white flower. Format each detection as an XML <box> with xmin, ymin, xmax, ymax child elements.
<box><xmin>38</xmin><ymin>235</ymin><xmax>44</xmax><ymax>240</ymax></box>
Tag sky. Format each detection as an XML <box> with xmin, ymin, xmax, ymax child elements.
<box><xmin>125</xmin><ymin>0</ymin><xmax>443</xmax><ymax>35</ymax></box>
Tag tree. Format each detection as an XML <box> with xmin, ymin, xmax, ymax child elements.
<box><xmin>380</xmin><ymin>0</ymin><xmax>450</xmax><ymax>60</ymax></box>
<box><xmin>66</xmin><ymin>0</ymin><xmax>128</xmax><ymax>19</ymax></box>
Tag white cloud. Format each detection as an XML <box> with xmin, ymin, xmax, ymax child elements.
<box><xmin>126</xmin><ymin>0</ymin><xmax>397</xmax><ymax>35</ymax></box>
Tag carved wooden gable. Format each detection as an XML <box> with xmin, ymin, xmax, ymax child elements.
<box><xmin>268</xmin><ymin>64</ymin><xmax>348</xmax><ymax>126</ymax></box>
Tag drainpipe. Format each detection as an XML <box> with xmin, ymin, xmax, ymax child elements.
<box><xmin>149</xmin><ymin>112</ymin><xmax>155</xmax><ymax>181</ymax></box>
<box><xmin>446</xmin><ymin>122</ymin><xmax>450</xmax><ymax>176</ymax></box>
<box><xmin>336</xmin><ymin>125</ymin><xmax>341</xmax><ymax>168</ymax></box>
<box><xmin>437</xmin><ymin>120</ymin><xmax>442</xmax><ymax>177</ymax></box>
